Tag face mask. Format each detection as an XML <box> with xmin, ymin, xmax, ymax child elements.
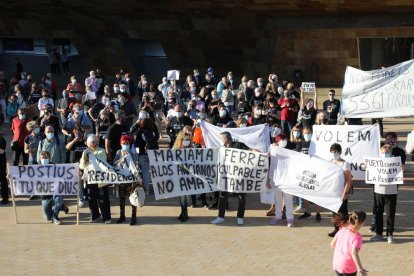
<box><xmin>219</xmin><ymin>110</ymin><xmax>227</xmax><ymax>117</ymax></box>
<box><xmin>34</xmin><ymin>127</ymin><xmax>40</xmax><ymax>134</ymax></box>
<box><xmin>18</xmin><ymin>114</ymin><xmax>26</xmax><ymax>120</ymax></box>
<box><xmin>380</xmin><ymin>153</ymin><xmax>392</xmax><ymax>158</ymax></box>
<box><xmin>40</xmin><ymin>159</ymin><xmax>49</xmax><ymax>165</ymax></box>
<box><xmin>293</xmin><ymin>131</ymin><xmax>301</xmax><ymax>139</ymax></box>
<box><xmin>194</xmin><ymin>73</ymin><xmax>199</xmax><ymax>77</ymax></box>
<box><xmin>304</xmin><ymin>133</ymin><xmax>312</xmax><ymax>142</ymax></box>
<box><xmin>62</xmin><ymin>92</ymin><xmax>68</xmax><ymax>98</ymax></box>
<box><xmin>114</xmin><ymin>87</ymin><xmax>120</xmax><ymax>92</ymax></box>
<box><xmin>212</xmin><ymin>95</ymin><xmax>218</xmax><ymax>99</ymax></box>
<box><xmin>272</xmin><ymin>127</ymin><xmax>281</xmax><ymax>137</ymax></box>
<box><xmin>279</xmin><ymin>140</ymin><xmax>288</xmax><ymax>148</ymax></box>
<box><xmin>258</xmin><ymin>82</ymin><xmax>263</xmax><ymax>86</ymax></box>
<box><xmin>240</xmin><ymin>123</ymin><xmax>247</xmax><ymax>128</ymax></box>
<box><xmin>122</xmin><ymin>144</ymin><xmax>130</xmax><ymax>151</ymax></box>
<box><xmin>183</xmin><ymin>140</ymin><xmax>190</xmax><ymax>147</ymax></box>
<box><xmin>120</xmin><ymin>89</ymin><xmax>125</xmax><ymax>93</ymax></box>
<box><xmin>71</xmin><ymin>79</ymin><xmax>76</xmax><ymax>84</ymax></box>
<box><xmin>331</xmin><ymin>152</ymin><xmax>340</xmax><ymax>160</ymax></box>
<box><xmin>138</xmin><ymin>112</ymin><xmax>148</xmax><ymax>120</ymax></box>
<box><xmin>126</xmin><ymin>78</ymin><xmax>130</xmax><ymax>82</ymax></box>
<box><xmin>176</xmin><ymin>112</ymin><xmax>183</xmax><ymax>118</ymax></box>
<box><xmin>243</xmin><ymin>115</ymin><xmax>249</xmax><ymax>121</ymax></box>
<box><xmin>46</xmin><ymin>133</ymin><xmax>54</xmax><ymax>140</ymax></box>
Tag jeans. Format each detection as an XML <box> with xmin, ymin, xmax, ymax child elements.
<box><xmin>13</xmin><ymin>145</ymin><xmax>29</xmax><ymax>166</ymax></box>
<box><xmin>42</xmin><ymin>195</ymin><xmax>63</xmax><ymax>220</ymax></box>
<box><xmin>139</xmin><ymin>155</ymin><xmax>151</xmax><ymax>191</ymax></box>
<box><xmin>280</xmin><ymin>120</ymin><xmax>293</xmax><ymax>137</ymax></box>
<box><xmin>274</xmin><ymin>187</ymin><xmax>293</xmax><ymax>221</ymax></box>
<box><xmin>79</xmin><ymin>179</ymin><xmax>85</xmax><ymax>202</ymax></box>
<box><xmin>375</xmin><ymin>193</ymin><xmax>397</xmax><ymax>236</ymax></box>
<box><xmin>218</xmin><ymin>192</ymin><xmax>245</xmax><ymax>218</ymax></box>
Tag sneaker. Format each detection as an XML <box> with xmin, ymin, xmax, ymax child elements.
<box><xmin>287</xmin><ymin>219</ymin><xmax>294</xmax><ymax>227</ymax></box>
<box><xmin>52</xmin><ymin>217</ymin><xmax>62</xmax><ymax>225</ymax></box>
<box><xmin>237</xmin><ymin>218</ymin><xmax>244</xmax><ymax>225</ymax></box>
<box><xmin>315</xmin><ymin>213</ymin><xmax>321</xmax><ymax>222</ymax></box>
<box><xmin>298</xmin><ymin>212</ymin><xmax>311</xmax><ymax>220</ymax></box>
<box><xmin>104</xmin><ymin>219</ymin><xmax>112</xmax><ymax>224</ymax></box>
<box><xmin>294</xmin><ymin>206</ymin><xmax>306</xmax><ymax>213</ymax></box>
<box><xmin>387</xmin><ymin>236</ymin><xmax>395</xmax><ymax>244</ymax></box>
<box><xmin>79</xmin><ymin>200</ymin><xmax>85</xmax><ymax>208</ymax></box>
<box><xmin>370</xmin><ymin>234</ymin><xmax>385</xmax><ymax>242</ymax></box>
<box><xmin>211</xmin><ymin>217</ymin><xmax>225</xmax><ymax>224</ymax></box>
<box><xmin>369</xmin><ymin>224</ymin><xmax>376</xmax><ymax>232</ymax></box>
<box><xmin>269</xmin><ymin>217</ymin><xmax>282</xmax><ymax>225</ymax></box>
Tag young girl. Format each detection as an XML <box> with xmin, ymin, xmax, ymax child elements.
<box><xmin>331</xmin><ymin>211</ymin><xmax>368</xmax><ymax>276</ymax></box>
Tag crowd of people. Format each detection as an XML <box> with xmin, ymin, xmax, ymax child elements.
<box><xmin>0</xmin><ymin>63</ymin><xmax>407</xmax><ymax>274</ymax></box>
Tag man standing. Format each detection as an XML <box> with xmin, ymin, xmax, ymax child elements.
<box><xmin>211</xmin><ymin>132</ymin><xmax>249</xmax><ymax>225</ymax></box>
<box><xmin>323</xmin><ymin>89</ymin><xmax>341</xmax><ymax>125</ymax></box>
<box><xmin>105</xmin><ymin>110</ymin><xmax>129</xmax><ymax>163</ymax></box>
<box><xmin>166</xmin><ymin>105</ymin><xmax>193</xmax><ymax>148</ymax></box>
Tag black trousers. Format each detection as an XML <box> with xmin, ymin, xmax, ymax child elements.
<box><xmin>218</xmin><ymin>192</ymin><xmax>245</xmax><ymax>218</ymax></box>
<box><xmin>87</xmin><ymin>184</ymin><xmax>111</xmax><ymax>221</ymax></box>
<box><xmin>375</xmin><ymin>193</ymin><xmax>397</xmax><ymax>236</ymax></box>
<box><xmin>13</xmin><ymin>146</ymin><xmax>28</xmax><ymax>166</ymax></box>
<box><xmin>332</xmin><ymin>199</ymin><xmax>349</xmax><ymax>230</ymax></box>
<box><xmin>0</xmin><ymin>158</ymin><xmax>7</xmax><ymax>200</ymax></box>
<box><xmin>336</xmin><ymin>271</ymin><xmax>357</xmax><ymax>276</ymax></box>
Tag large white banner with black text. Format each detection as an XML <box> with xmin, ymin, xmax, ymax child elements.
<box><xmin>274</xmin><ymin>148</ymin><xmax>344</xmax><ymax>213</ymax></box>
<box><xmin>309</xmin><ymin>124</ymin><xmax>380</xmax><ymax>180</ymax></box>
<box><xmin>341</xmin><ymin>59</ymin><xmax>414</xmax><ymax>118</ymax></box>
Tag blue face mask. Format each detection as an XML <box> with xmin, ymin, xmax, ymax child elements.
<box><xmin>18</xmin><ymin>114</ymin><xmax>26</xmax><ymax>120</ymax></box>
<box><xmin>34</xmin><ymin>127</ymin><xmax>40</xmax><ymax>135</ymax></box>
<box><xmin>46</xmin><ymin>133</ymin><xmax>54</xmax><ymax>140</ymax></box>
<box><xmin>293</xmin><ymin>131</ymin><xmax>301</xmax><ymax>139</ymax></box>
<box><xmin>380</xmin><ymin>153</ymin><xmax>392</xmax><ymax>158</ymax></box>
<box><xmin>122</xmin><ymin>144</ymin><xmax>130</xmax><ymax>151</ymax></box>
<box><xmin>62</xmin><ymin>92</ymin><xmax>68</xmax><ymax>98</ymax></box>
<box><xmin>304</xmin><ymin>134</ymin><xmax>312</xmax><ymax>142</ymax></box>
<box><xmin>41</xmin><ymin>159</ymin><xmax>49</xmax><ymax>165</ymax></box>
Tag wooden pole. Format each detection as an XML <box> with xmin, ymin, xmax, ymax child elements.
<box><xmin>76</xmin><ymin>166</ymin><xmax>80</xmax><ymax>225</ymax></box>
<box><xmin>7</xmin><ymin>163</ymin><xmax>18</xmax><ymax>224</ymax></box>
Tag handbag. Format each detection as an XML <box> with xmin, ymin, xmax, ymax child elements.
<box><xmin>129</xmin><ymin>186</ymin><xmax>145</xmax><ymax>207</ymax></box>
<box><xmin>260</xmin><ymin>188</ymin><xmax>275</xmax><ymax>205</ymax></box>
<box><xmin>11</xmin><ymin>140</ymin><xmax>19</xmax><ymax>151</ymax></box>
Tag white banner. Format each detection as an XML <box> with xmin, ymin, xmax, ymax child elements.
<box><xmin>10</xmin><ymin>164</ymin><xmax>79</xmax><ymax>195</ymax></box>
<box><xmin>341</xmin><ymin>59</ymin><xmax>414</xmax><ymax>118</ymax></box>
<box><xmin>148</xmin><ymin>148</ymin><xmax>218</xmax><ymax>200</ymax></box>
<box><xmin>83</xmin><ymin>154</ymin><xmax>141</xmax><ymax>185</ymax></box>
<box><xmin>217</xmin><ymin>147</ymin><xmax>269</xmax><ymax>193</ymax></box>
<box><xmin>274</xmin><ymin>147</ymin><xmax>344</xmax><ymax>213</ymax></box>
<box><xmin>199</xmin><ymin>121</ymin><xmax>271</xmax><ymax>152</ymax></box>
<box><xmin>365</xmin><ymin>157</ymin><xmax>403</xmax><ymax>185</ymax></box>
<box><xmin>309</xmin><ymin>124</ymin><xmax>380</xmax><ymax>180</ymax></box>
<box><xmin>167</xmin><ymin>70</ymin><xmax>180</xmax><ymax>80</ymax></box>
<box><xmin>301</xmin><ymin>82</ymin><xmax>316</xmax><ymax>93</ymax></box>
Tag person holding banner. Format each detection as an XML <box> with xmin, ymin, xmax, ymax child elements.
<box><xmin>370</xmin><ymin>144</ymin><xmax>402</xmax><ymax>244</ymax></box>
<box><xmin>172</xmin><ymin>129</ymin><xmax>194</xmax><ymax>222</ymax></box>
<box><xmin>113</xmin><ymin>135</ymin><xmax>139</xmax><ymax>225</ymax></box>
<box><xmin>0</xmin><ymin>132</ymin><xmax>8</xmax><ymax>204</ymax></box>
<box><xmin>79</xmin><ymin>134</ymin><xmax>112</xmax><ymax>224</ymax></box>
<box><xmin>329</xmin><ymin>143</ymin><xmax>353</xmax><ymax>238</ymax></box>
<box><xmin>331</xmin><ymin>211</ymin><xmax>368</xmax><ymax>276</ymax></box>
<box><xmin>211</xmin><ymin>132</ymin><xmax>249</xmax><ymax>225</ymax></box>
<box><xmin>298</xmin><ymin>87</ymin><xmax>317</xmax><ymax>129</ymax></box>
<box><xmin>39</xmin><ymin>150</ymin><xmax>64</xmax><ymax>225</ymax></box>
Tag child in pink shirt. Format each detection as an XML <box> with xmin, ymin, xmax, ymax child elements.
<box><xmin>331</xmin><ymin>211</ymin><xmax>368</xmax><ymax>276</ymax></box>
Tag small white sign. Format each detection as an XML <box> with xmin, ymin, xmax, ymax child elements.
<box><xmin>301</xmin><ymin>82</ymin><xmax>316</xmax><ymax>93</ymax></box>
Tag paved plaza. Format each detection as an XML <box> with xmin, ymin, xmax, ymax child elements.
<box><xmin>1</xmin><ymin>117</ymin><xmax>414</xmax><ymax>275</ymax></box>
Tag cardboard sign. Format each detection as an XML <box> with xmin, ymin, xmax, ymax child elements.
<box><xmin>365</xmin><ymin>157</ymin><xmax>403</xmax><ymax>185</ymax></box>
<box><xmin>301</xmin><ymin>82</ymin><xmax>316</xmax><ymax>93</ymax></box>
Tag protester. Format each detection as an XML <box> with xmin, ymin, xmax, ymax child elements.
<box><xmin>105</xmin><ymin>110</ymin><xmax>129</xmax><ymax>162</ymax></box>
<box><xmin>23</xmin><ymin>121</ymin><xmax>43</xmax><ymax>165</ymax></box>
<box><xmin>0</xmin><ymin>131</ymin><xmax>8</xmax><ymax>204</ymax></box>
<box><xmin>370</xmin><ymin>144</ymin><xmax>401</xmax><ymax>244</ymax></box>
<box><xmin>11</xmin><ymin>107</ymin><xmax>30</xmax><ymax>165</ymax></box>
<box><xmin>329</xmin><ymin>143</ymin><xmax>353</xmax><ymax>237</ymax></box>
<box><xmin>79</xmin><ymin>134</ymin><xmax>112</xmax><ymax>223</ymax></box>
<box><xmin>298</xmin><ymin>87</ymin><xmax>318</xmax><ymax>128</ymax></box>
<box><xmin>323</xmin><ymin>89</ymin><xmax>341</xmax><ymax>125</ymax></box>
<box><xmin>331</xmin><ymin>211</ymin><xmax>368</xmax><ymax>276</ymax></box>
<box><xmin>211</xmin><ymin>132</ymin><xmax>249</xmax><ymax>225</ymax></box>
<box><xmin>113</xmin><ymin>135</ymin><xmax>139</xmax><ymax>225</ymax></box>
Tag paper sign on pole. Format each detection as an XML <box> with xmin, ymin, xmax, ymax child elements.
<box><xmin>309</xmin><ymin>124</ymin><xmax>380</xmax><ymax>180</ymax></box>
<box><xmin>341</xmin><ymin>59</ymin><xmax>414</xmax><ymax>118</ymax></box>
<box><xmin>217</xmin><ymin>147</ymin><xmax>269</xmax><ymax>193</ymax></box>
<box><xmin>365</xmin><ymin>157</ymin><xmax>403</xmax><ymax>185</ymax></box>
<box><xmin>10</xmin><ymin>164</ymin><xmax>79</xmax><ymax>196</ymax></box>
<box><xmin>301</xmin><ymin>82</ymin><xmax>316</xmax><ymax>93</ymax></box>
<box><xmin>167</xmin><ymin>70</ymin><xmax>180</xmax><ymax>80</ymax></box>
<box><xmin>199</xmin><ymin>121</ymin><xmax>270</xmax><ymax>153</ymax></box>
<box><xmin>274</xmin><ymin>147</ymin><xmax>344</xmax><ymax>213</ymax></box>
<box><xmin>148</xmin><ymin>148</ymin><xmax>218</xmax><ymax>200</ymax></box>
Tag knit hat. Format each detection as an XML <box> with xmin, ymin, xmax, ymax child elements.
<box><xmin>275</xmin><ymin>133</ymin><xmax>287</xmax><ymax>143</ymax></box>
<box><xmin>120</xmin><ymin>134</ymin><xmax>133</xmax><ymax>145</ymax></box>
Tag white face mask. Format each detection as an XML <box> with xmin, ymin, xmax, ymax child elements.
<box><xmin>183</xmin><ymin>140</ymin><xmax>190</xmax><ymax>147</ymax></box>
<box><xmin>279</xmin><ymin>140</ymin><xmax>287</xmax><ymax>148</ymax></box>
<box><xmin>331</xmin><ymin>152</ymin><xmax>340</xmax><ymax>160</ymax></box>
<box><xmin>239</xmin><ymin>123</ymin><xmax>247</xmax><ymax>128</ymax></box>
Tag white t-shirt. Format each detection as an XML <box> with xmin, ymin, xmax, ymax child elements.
<box><xmin>374</xmin><ymin>184</ymin><xmax>398</xmax><ymax>195</ymax></box>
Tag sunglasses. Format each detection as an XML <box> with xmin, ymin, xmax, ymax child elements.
<box><xmin>329</xmin><ymin>94</ymin><xmax>334</xmax><ymax>96</ymax></box>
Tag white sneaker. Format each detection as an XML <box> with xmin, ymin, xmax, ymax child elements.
<box><xmin>287</xmin><ymin>219</ymin><xmax>294</xmax><ymax>227</ymax></box>
<box><xmin>79</xmin><ymin>200</ymin><xmax>85</xmax><ymax>208</ymax></box>
<box><xmin>294</xmin><ymin>206</ymin><xmax>306</xmax><ymax>213</ymax></box>
<box><xmin>387</xmin><ymin>236</ymin><xmax>394</xmax><ymax>244</ymax></box>
<box><xmin>211</xmin><ymin>217</ymin><xmax>225</xmax><ymax>224</ymax></box>
<box><xmin>237</xmin><ymin>218</ymin><xmax>244</xmax><ymax>225</ymax></box>
<box><xmin>104</xmin><ymin>219</ymin><xmax>112</xmax><ymax>224</ymax></box>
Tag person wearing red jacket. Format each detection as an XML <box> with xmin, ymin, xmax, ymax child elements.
<box><xmin>11</xmin><ymin>107</ymin><xmax>30</xmax><ymax>165</ymax></box>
